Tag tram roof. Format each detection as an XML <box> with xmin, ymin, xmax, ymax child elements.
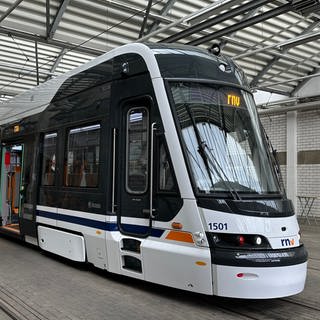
<box><xmin>0</xmin><ymin>42</ymin><xmax>247</xmax><ymax>125</ymax></box>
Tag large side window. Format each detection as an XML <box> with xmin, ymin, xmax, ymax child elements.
<box><xmin>65</xmin><ymin>124</ymin><xmax>100</xmax><ymax>188</ymax></box>
<box><xmin>41</xmin><ymin>133</ymin><xmax>57</xmax><ymax>186</ymax></box>
<box><xmin>126</xmin><ymin>108</ymin><xmax>149</xmax><ymax>194</ymax></box>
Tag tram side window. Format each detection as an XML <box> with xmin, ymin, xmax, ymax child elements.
<box><xmin>126</xmin><ymin>108</ymin><xmax>149</xmax><ymax>194</ymax></box>
<box><xmin>41</xmin><ymin>133</ymin><xmax>57</xmax><ymax>186</ymax></box>
<box><xmin>65</xmin><ymin>124</ymin><xmax>100</xmax><ymax>188</ymax></box>
<box><xmin>158</xmin><ymin>142</ymin><xmax>175</xmax><ymax>192</ymax></box>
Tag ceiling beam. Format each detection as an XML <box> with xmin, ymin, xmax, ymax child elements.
<box><xmin>254</xmin><ymin>86</ymin><xmax>291</xmax><ymax>97</ymax></box>
<box><xmin>251</xmin><ymin>57</ymin><xmax>279</xmax><ymax>88</ymax></box>
<box><xmin>234</xmin><ymin>30</ymin><xmax>320</xmax><ymax>60</ymax></box>
<box><xmin>187</xmin><ymin>3</ymin><xmax>292</xmax><ymax>46</ymax></box>
<box><xmin>219</xmin><ymin>6</ymin><xmax>259</xmax><ymax>49</ymax></box>
<box><xmin>254</xmin><ymin>72</ymin><xmax>320</xmax><ymax>91</ymax></box>
<box><xmin>250</xmin><ymin>20</ymin><xmax>320</xmax><ymax>87</ymax></box>
<box><xmin>0</xmin><ymin>89</ymin><xmax>22</xmax><ymax>97</ymax></box>
<box><xmin>95</xmin><ymin>0</ymin><xmax>180</xmax><ymax>27</ymax></box>
<box><xmin>258</xmin><ymin>100</ymin><xmax>320</xmax><ymax>115</ymax></box>
<box><xmin>0</xmin><ymin>0</ymin><xmax>24</xmax><ymax>23</ymax></box>
<box><xmin>138</xmin><ymin>0</ymin><xmax>243</xmax><ymax>42</ymax></box>
<box><xmin>47</xmin><ymin>0</ymin><xmax>71</xmax><ymax>39</ymax></box>
<box><xmin>46</xmin><ymin>0</ymin><xmax>50</xmax><ymax>38</ymax></box>
<box><xmin>139</xmin><ymin>0</ymin><xmax>153</xmax><ymax>38</ymax></box>
<box><xmin>188</xmin><ymin>0</ymin><xmax>241</xmax><ymax>26</ymax></box>
<box><xmin>145</xmin><ymin>0</ymin><xmax>177</xmax><ymax>35</ymax></box>
<box><xmin>0</xmin><ymin>62</ymin><xmax>51</xmax><ymax>76</ymax></box>
<box><xmin>290</xmin><ymin>65</ymin><xmax>320</xmax><ymax>96</ymax></box>
<box><xmin>0</xmin><ymin>26</ymin><xmax>103</xmax><ymax>56</ymax></box>
<box><xmin>46</xmin><ymin>47</ymin><xmax>67</xmax><ymax>80</ymax></box>
<box><xmin>161</xmin><ymin>0</ymin><xmax>270</xmax><ymax>43</ymax></box>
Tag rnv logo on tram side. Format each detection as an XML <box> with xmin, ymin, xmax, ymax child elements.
<box><xmin>281</xmin><ymin>238</ymin><xmax>295</xmax><ymax>247</ymax></box>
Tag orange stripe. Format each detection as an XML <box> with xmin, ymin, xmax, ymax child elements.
<box><xmin>165</xmin><ymin>230</ymin><xmax>194</xmax><ymax>243</ymax></box>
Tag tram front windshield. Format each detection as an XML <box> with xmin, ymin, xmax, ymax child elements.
<box><xmin>169</xmin><ymin>81</ymin><xmax>280</xmax><ymax>196</ymax></box>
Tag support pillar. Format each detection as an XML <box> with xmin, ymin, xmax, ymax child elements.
<box><xmin>286</xmin><ymin>111</ymin><xmax>297</xmax><ymax>211</ymax></box>
<box><xmin>35</xmin><ymin>41</ymin><xmax>39</xmax><ymax>86</ymax></box>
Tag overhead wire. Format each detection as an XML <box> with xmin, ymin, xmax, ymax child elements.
<box><xmin>9</xmin><ymin>33</ymin><xmax>32</xmax><ymax>80</ymax></box>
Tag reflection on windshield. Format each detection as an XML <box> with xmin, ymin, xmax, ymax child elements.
<box><xmin>170</xmin><ymin>82</ymin><xmax>280</xmax><ymax>195</ymax></box>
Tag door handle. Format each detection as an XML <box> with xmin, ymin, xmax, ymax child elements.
<box><xmin>142</xmin><ymin>208</ymin><xmax>156</xmax><ymax>217</ymax></box>
<box><xmin>149</xmin><ymin>122</ymin><xmax>157</xmax><ymax>219</ymax></box>
<box><xmin>111</xmin><ymin>128</ymin><xmax>117</xmax><ymax>213</ymax></box>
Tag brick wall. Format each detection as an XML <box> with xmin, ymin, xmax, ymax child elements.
<box><xmin>260</xmin><ymin>114</ymin><xmax>287</xmax><ymax>152</ymax></box>
<box><xmin>260</xmin><ymin>114</ymin><xmax>287</xmax><ymax>188</ymax></box>
<box><xmin>260</xmin><ymin>109</ymin><xmax>320</xmax><ymax>218</ymax></box>
<box><xmin>297</xmin><ymin>110</ymin><xmax>320</xmax><ymax>151</ymax></box>
<box><xmin>297</xmin><ymin>110</ymin><xmax>320</xmax><ymax>219</ymax></box>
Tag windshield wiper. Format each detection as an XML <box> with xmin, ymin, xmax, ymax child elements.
<box><xmin>184</xmin><ymin>103</ymin><xmax>215</xmax><ymax>189</ymax></box>
<box><xmin>184</xmin><ymin>103</ymin><xmax>241</xmax><ymax>200</ymax></box>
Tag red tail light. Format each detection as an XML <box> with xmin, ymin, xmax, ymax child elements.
<box><xmin>237</xmin><ymin>235</ymin><xmax>245</xmax><ymax>246</ymax></box>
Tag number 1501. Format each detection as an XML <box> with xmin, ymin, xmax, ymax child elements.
<box><xmin>208</xmin><ymin>222</ymin><xmax>228</xmax><ymax>231</ymax></box>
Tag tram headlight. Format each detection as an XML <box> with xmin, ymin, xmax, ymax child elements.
<box><xmin>194</xmin><ymin>231</ymin><xmax>206</xmax><ymax>246</ymax></box>
<box><xmin>207</xmin><ymin>233</ymin><xmax>271</xmax><ymax>249</ymax></box>
<box><xmin>253</xmin><ymin>236</ymin><xmax>262</xmax><ymax>246</ymax></box>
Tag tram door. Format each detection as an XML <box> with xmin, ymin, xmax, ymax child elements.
<box><xmin>0</xmin><ymin>145</ymin><xmax>23</xmax><ymax>233</ymax></box>
<box><xmin>0</xmin><ymin>138</ymin><xmax>37</xmax><ymax>239</ymax></box>
<box><xmin>115</xmin><ymin>95</ymin><xmax>155</xmax><ymax>237</ymax></box>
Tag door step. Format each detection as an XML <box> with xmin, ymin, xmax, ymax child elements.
<box><xmin>120</xmin><ymin>238</ymin><xmax>143</xmax><ymax>275</ymax></box>
<box><xmin>121</xmin><ymin>238</ymin><xmax>141</xmax><ymax>253</ymax></box>
<box><xmin>122</xmin><ymin>255</ymin><xmax>142</xmax><ymax>273</ymax></box>
<box><xmin>0</xmin><ymin>225</ymin><xmax>22</xmax><ymax>239</ymax></box>
<box><xmin>1</xmin><ymin>224</ymin><xmax>20</xmax><ymax>234</ymax></box>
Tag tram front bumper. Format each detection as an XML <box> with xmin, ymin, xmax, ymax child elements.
<box><xmin>213</xmin><ymin>262</ymin><xmax>307</xmax><ymax>299</ymax></box>
<box><xmin>212</xmin><ymin>245</ymin><xmax>308</xmax><ymax>299</ymax></box>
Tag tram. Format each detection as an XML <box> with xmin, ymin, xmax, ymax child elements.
<box><xmin>0</xmin><ymin>43</ymin><xmax>307</xmax><ymax>299</ymax></box>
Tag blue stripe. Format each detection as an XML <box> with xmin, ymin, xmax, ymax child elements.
<box><xmin>120</xmin><ymin>223</ymin><xmax>164</xmax><ymax>237</ymax></box>
<box><xmin>37</xmin><ymin>210</ymin><xmax>164</xmax><ymax>237</ymax></box>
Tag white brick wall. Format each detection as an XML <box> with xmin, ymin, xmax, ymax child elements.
<box><xmin>260</xmin><ymin>114</ymin><xmax>287</xmax><ymax>152</ymax></box>
<box><xmin>297</xmin><ymin>165</ymin><xmax>320</xmax><ymax>221</ymax></box>
<box><xmin>297</xmin><ymin>110</ymin><xmax>320</xmax><ymax>151</ymax></box>
<box><xmin>260</xmin><ymin>114</ymin><xmax>287</xmax><ymax>188</ymax></box>
<box><xmin>296</xmin><ymin>110</ymin><xmax>320</xmax><ymax>219</ymax></box>
<box><xmin>260</xmin><ymin>109</ymin><xmax>320</xmax><ymax>219</ymax></box>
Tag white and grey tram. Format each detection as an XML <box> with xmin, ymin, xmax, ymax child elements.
<box><xmin>0</xmin><ymin>43</ymin><xmax>307</xmax><ymax>299</ymax></box>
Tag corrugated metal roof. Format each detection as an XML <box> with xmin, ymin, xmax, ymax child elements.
<box><xmin>0</xmin><ymin>0</ymin><xmax>319</xmax><ymax>105</ymax></box>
